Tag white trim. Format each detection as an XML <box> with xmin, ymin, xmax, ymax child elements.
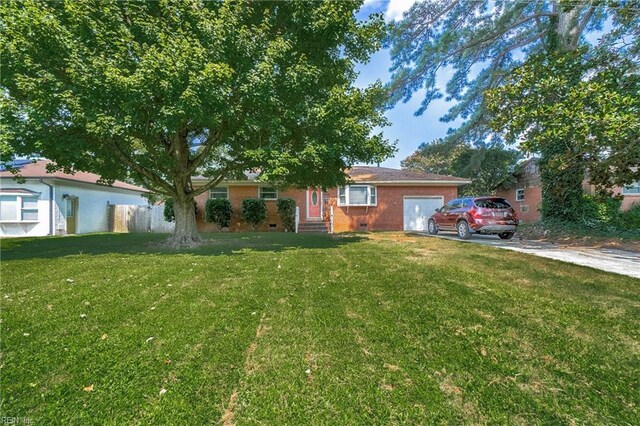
<box><xmin>337</xmin><ymin>185</ymin><xmax>378</xmax><ymax>207</ymax></box>
<box><xmin>402</xmin><ymin>196</ymin><xmax>445</xmax><ymax>232</ymax></box>
<box><xmin>351</xmin><ymin>180</ymin><xmax>470</xmax><ymax>186</ymax></box>
<box><xmin>0</xmin><ymin>177</ymin><xmax>147</xmax><ymax>194</ymax></box>
<box><xmin>515</xmin><ymin>188</ymin><xmax>525</xmax><ymax>202</ymax></box>
<box><xmin>306</xmin><ymin>188</ymin><xmax>323</xmax><ymax>220</ymax></box>
<box><xmin>192</xmin><ymin>179</ymin><xmax>471</xmax><ymax>187</ymax></box>
<box><xmin>0</xmin><ymin>193</ymin><xmax>41</xmax><ymax>223</ymax></box>
<box><xmin>258</xmin><ymin>186</ymin><xmax>278</xmax><ymax>200</ymax></box>
<box><xmin>209</xmin><ymin>186</ymin><xmax>229</xmax><ymax>199</ymax></box>
<box><xmin>622</xmin><ymin>181</ymin><xmax>640</xmax><ymax>195</ymax></box>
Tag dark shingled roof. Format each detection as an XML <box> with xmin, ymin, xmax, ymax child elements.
<box><xmin>346</xmin><ymin>166</ymin><xmax>469</xmax><ymax>183</ymax></box>
<box><xmin>0</xmin><ymin>160</ymin><xmax>148</xmax><ymax>192</ymax></box>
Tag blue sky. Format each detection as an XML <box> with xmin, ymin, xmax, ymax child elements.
<box><xmin>353</xmin><ymin>0</ymin><xmax>610</xmax><ymax>168</ymax></box>
<box><xmin>354</xmin><ymin>0</ymin><xmax>458</xmax><ymax>168</ymax></box>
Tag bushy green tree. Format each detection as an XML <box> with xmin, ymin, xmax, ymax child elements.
<box><xmin>387</xmin><ymin>0</ymin><xmax>630</xmax><ymax>145</ymax></box>
<box><xmin>387</xmin><ymin>1</ymin><xmax>639</xmax><ymax>221</ymax></box>
<box><xmin>276</xmin><ymin>198</ymin><xmax>297</xmax><ymax>231</ymax></box>
<box><xmin>242</xmin><ymin>199</ymin><xmax>267</xmax><ymax>231</ymax></box>
<box><xmin>486</xmin><ymin>52</ymin><xmax>640</xmax><ymax>220</ymax></box>
<box><xmin>402</xmin><ymin>139</ymin><xmax>520</xmax><ymax>196</ymax></box>
<box><xmin>205</xmin><ymin>199</ymin><xmax>232</xmax><ymax>230</ymax></box>
<box><xmin>1</xmin><ymin>0</ymin><xmax>394</xmax><ymax>246</ymax></box>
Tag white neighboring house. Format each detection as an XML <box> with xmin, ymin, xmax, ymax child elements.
<box><xmin>0</xmin><ymin>160</ymin><xmax>149</xmax><ymax>237</ymax></box>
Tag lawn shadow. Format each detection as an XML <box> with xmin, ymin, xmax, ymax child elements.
<box><xmin>0</xmin><ymin>232</ymin><xmax>365</xmax><ymax>261</ymax></box>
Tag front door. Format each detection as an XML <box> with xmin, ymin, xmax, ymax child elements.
<box><xmin>66</xmin><ymin>197</ymin><xmax>77</xmax><ymax>234</ymax></box>
<box><xmin>307</xmin><ymin>188</ymin><xmax>322</xmax><ymax>220</ymax></box>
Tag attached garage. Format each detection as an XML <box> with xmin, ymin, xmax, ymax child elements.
<box><xmin>403</xmin><ymin>196</ymin><xmax>444</xmax><ymax>231</ymax></box>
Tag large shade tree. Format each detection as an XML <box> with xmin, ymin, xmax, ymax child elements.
<box><xmin>387</xmin><ymin>0</ymin><xmax>639</xmax><ymax>220</ymax></box>
<box><xmin>1</xmin><ymin>0</ymin><xmax>394</xmax><ymax>246</ymax></box>
<box><xmin>402</xmin><ymin>139</ymin><xmax>521</xmax><ymax>196</ymax></box>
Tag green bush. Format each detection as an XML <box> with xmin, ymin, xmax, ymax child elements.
<box><xmin>163</xmin><ymin>198</ymin><xmax>198</xmax><ymax>222</ymax></box>
<box><xmin>242</xmin><ymin>198</ymin><xmax>267</xmax><ymax>230</ymax></box>
<box><xmin>619</xmin><ymin>202</ymin><xmax>640</xmax><ymax>230</ymax></box>
<box><xmin>205</xmin><ymin>198</ymin><xmax>232</xmax><ymax>230</ymax></box>
<box><xmin>580</xmin><ymin>194</ymin><xmax>621</xmax><ymax>228</ymax></box>
<box><xmin>276</xmin><ymin>198</ymin><xmax>296</xmax><ymax>231</ymax></box>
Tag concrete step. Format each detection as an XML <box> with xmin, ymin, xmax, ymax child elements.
<box><xmin>298</xmin><ymin>222</ymin><xmax>330</xmax><ymax>233</ymax></box>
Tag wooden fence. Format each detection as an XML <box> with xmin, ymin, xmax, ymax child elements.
<box><xmin>108</xmin><ymin>204</ymin><xmax>175</xmax><ymax>233</ymax></box>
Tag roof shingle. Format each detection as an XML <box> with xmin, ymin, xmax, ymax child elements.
<box><xmin>0</xmin><ymin>160</ymin><xmax>148</xmax><ymax>192</ymax></box>
<box><xmin>346</xmin><ymin>166</ymin><xmax>469</xmax><ymax>183</ymax></box>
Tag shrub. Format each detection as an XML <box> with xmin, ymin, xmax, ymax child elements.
<box><xmin>619</xmin><ymin>202</ymin><xmax>640</xmax><ymax>230</ymax></box>
<box><xmin>205</xmin><ymin>198</ymin><xmax>232</xmax><ymax>230</ymax></box>
<box><xmin>163</xmin><ymin>198</ymin><xmax>198</xmax><ymax>222</ymax></box>
<box><xmin>276</xmin><ymin>198</ymin><xmax>296</xmax><ymax>231</ymax></box>
<box><xmin>580</xmin><ymin>194</ymin><xmax>621</xmax><ymax>228</ymax></box>
<box><xmin>242</xmin><ymin>198</ymin><xmax>267</xmax><ymax>230</ymax></box>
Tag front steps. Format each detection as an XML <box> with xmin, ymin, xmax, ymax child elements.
<box><xmin>298</xmin><ymin>221</ymin><xmax>330</xmax><ymax>233</ymax></box>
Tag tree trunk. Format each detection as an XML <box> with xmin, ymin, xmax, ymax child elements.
<box><xmin>168</xmin><ymin>196</ymin><xmax>202</xmax><ymax>248</ymax></box>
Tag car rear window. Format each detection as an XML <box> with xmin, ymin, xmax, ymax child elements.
<box><xmin>474</xmin><ymin>198</ymin><xmax>511</xmax><ymax>209</ymax></box>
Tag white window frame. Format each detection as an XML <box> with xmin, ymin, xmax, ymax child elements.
<box><xmin>0</xmin><ymin>194</ymin><xmax>40</xmax><ymax>223</ymax></box>
<box><xmin>516</xmin><ymin>188</ymin><xmax>525</xmax><ymax>202</ymax></box>
<box><xmin>337</xmin><ymin>185</ymin><xmax>377</xmax><ymax>207</ymax></box>
<box><xmin>259</xmin><ymin>186</ymin><xmax>278</xmax><ymax>200</ymax></box>
<box><xmin>622</xmin><ymin>181</ymin><xmax>640</xmax><ymax>195</ymax></box>
<box><xmin>209</xmin><ymin>186</ymin><xmax>229</xmax><ymax>199</ymax></box>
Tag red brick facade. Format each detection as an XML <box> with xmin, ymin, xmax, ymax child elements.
<box><xmin>326</xmin><ymin>185</ymin><xmax>459</xmax><ymax>232</ymax></box>
<box><xmin>496</xmin><ymin>159</ymin><xmax>639</xmax><ymax>223</ymax></box>
<box><xmin>192</xmin><ymin>184</ymin><xmax>460</xmax><ymax>232</ymax></box>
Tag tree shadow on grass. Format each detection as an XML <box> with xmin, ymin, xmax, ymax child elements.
<box><xmin>0</xmin><ymin>232</ymin><xmax>365</xmax><ymax>261</ymax></box>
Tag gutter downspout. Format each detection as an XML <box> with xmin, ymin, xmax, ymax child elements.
<box><xmin>39</xmin><ymin>178</ymin><xmax>54</xmax><ymax>236</ymax></box>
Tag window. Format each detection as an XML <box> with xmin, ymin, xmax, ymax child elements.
<box><xmin>0</xmin><ymin>196</ymin><xmax>18</xmax><ymax>221</ymax></box>
<box><xmin>516</xmin><ymin>189</ymin><xmax>525</xmax><ymax>201</ymax></box>
<box><xmin>0</xmin><ymin>195</ymin><xmax>38</xmax><ymax>222</ymax></box>
<box><xmin>474</xmin><ymin>198</ymin><xmax>512</xmax><ymax>209</ymax></box>
<box><xmin>259</xmin><ymin>186</ymin><xmax>278</xmax><ymax>200</ymax></box>
<box><xmin>622</xmin><ymin>181</ymin><xmax>640</xmax><ymax>194</ymax></box>
<box><xmin>337</xmin><ymin>185</ymin><xmax>377</xmax><ymax>206</ymax></box>
<box><xmin>209</xmin><ymin>186</ymin><xmax>228</xmax><ymax>199</ymax></box>
<box><xmin>21</xmin><ymin>197</ymin><xmax>39</xmax><ymax>221</ymax></box>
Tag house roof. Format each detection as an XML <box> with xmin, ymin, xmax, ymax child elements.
<box><xmin>0</xmin><ymin>160</ymin><xmax>148</xmax><ymax>193</ymax></box>
<box><xmin>193</xmin><ymin>166</ymin><xmax>470</xmax><ymax>186</ymax></box>
<box><xmin>346</xmin><ymin>166</ymin><xmax>469</xmax><ymax>185</ymax></box>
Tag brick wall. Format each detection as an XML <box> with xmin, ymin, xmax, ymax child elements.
<box><xmin>325</xmin><ymin>185</ymin><xmax>459</xmax><ymax>232</ymax></box>
<box><xmin>495</xmin><ymin>186</ymin><xmax>542</xmax><ymax>223</ymax></box>
<box><xmin>193</xmin><ymin>184</ymin><xmax>459</xmax><ymax>232</ymax></box>
<box><xmin>193</xmin><ymin>186</ymin><xmax>305</xmax><ymax>232</ymax></box>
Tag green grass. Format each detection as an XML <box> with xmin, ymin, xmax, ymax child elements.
<box><xmin>1</xmin><ymin>232</ymin><xmax>638</xmax><ymax>424</ymax></box>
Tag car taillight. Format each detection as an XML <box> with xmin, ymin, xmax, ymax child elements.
<box><xmin>469</xmin><ymin>207</ymin><xmax>482</xmax><ymax>219</ymax></box>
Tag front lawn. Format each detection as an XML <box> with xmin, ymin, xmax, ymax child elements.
<box><xmin>1</xmin><ymin>233</ymin><xmax>638</xmax><ymax>424</ymax></box>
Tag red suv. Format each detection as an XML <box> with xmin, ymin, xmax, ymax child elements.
<box><xmin>428</xmin><ymin>197</ymin><xmax>518</xmax><ymax>240</ymax></box>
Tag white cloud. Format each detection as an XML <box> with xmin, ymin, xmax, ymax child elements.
<box><xmin>385</xmin><ymin>0</ymin><xmax>418</xmax><ymax>22</ymax></box>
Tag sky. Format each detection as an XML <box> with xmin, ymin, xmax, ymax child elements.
<box><xmin>353</xmin><ymin>0</ymin><xmax>458</xmax><ymax>168</ymax></box>
<box><xmin>353</xmin><ymin>0</ymin><xmax>610</xmax><ymax>169</ymax></box>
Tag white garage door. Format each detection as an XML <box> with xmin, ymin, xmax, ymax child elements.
<box><xmin>403</xmin><ymin>197</ymin><xmax>444</xmax><ymax>231</ymax></box>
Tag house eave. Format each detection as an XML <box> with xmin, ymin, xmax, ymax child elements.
<box><xmin>351</xmin><ymin>180</ymin><xmax>471</xmax><ymax>186</ymax></box>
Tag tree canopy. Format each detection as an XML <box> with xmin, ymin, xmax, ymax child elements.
<box><xmin>1</xmin><ymin>0</ymin><xmax>394</xmax><ymax>245</ymax></box>
<box><xmin>486</xmin><ymin>50</ymin><xmax>640</xmax><ymax>219</ymax></box>
<box><xmin>402</xmin><ymin>139</ymin><xmax>521</xmax><ymax>196</ymax></box>
<box><xmin>386</xmin><ymin>0</ymin><xmax>635</xmax><ymax>145</ymax></box>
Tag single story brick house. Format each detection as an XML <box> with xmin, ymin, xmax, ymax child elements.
<box><xmin>496</xmin><ymin>158</ymin><xmax>640</xmax><ymax>223</ymax></box>
<box><xmin>0</xmin><ymin>159</ymin><xmax>149</xmax><ymax>237</ymax></box>
<box><xmin>193</xmin><ymin>166</ymin><xmax>470</xmax><ymax>232</ymax></box>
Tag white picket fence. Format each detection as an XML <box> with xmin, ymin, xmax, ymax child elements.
<box><xmin>108</xmin><ymin>204</ymin><xmax>175</xmax><ymax>233</ymax></box>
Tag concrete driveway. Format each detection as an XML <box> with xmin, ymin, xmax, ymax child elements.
<box><xmin>414</xmin><ymin>232</ymin><xmax>640</xmax><ymax>279</ymax></box>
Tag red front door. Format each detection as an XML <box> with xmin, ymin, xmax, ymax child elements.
<box><xmin>307</xmin><ymin>188</ymin><xmax>322</xmax><ymax>219</ymax></box>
